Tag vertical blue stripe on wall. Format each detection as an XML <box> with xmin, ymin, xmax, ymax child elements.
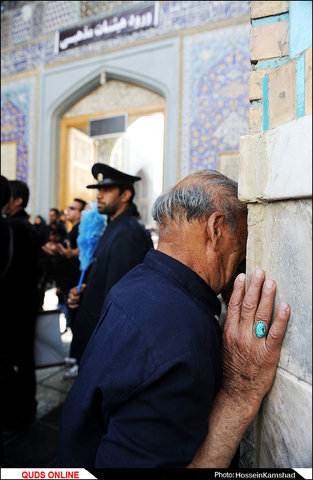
<box><xmin>296</xmin><ymin>55</ymin><xmax>305</xmax><ymax>117</ymax></box>
<box><xmin>289</xmin><ymin>1</ymin><xmax>312</xmax><ymax>58</ymax></box>
<box><xmin>262</xmin><ymin>75</ymin><xmax>269</xmax><ymax>131</ymax></box>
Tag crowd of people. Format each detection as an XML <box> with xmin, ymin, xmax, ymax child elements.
<box><xmin>0</xmin><ymin>168</ymin><xmax>153</xmax><ymax>435</ymax></box>
<box><xmin>0</xmin><ymin>163</ymin><xmax>290</xmax><ymax>469</ymax></box>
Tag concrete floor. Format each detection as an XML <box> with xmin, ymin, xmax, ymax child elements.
<box><xmin>1</xmin><ymin>290</ymin><xmax>75</xmax><ymax>467</ymax></box>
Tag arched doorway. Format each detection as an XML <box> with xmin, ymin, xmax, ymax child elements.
<box><xmin>35</xmin><ymin>39</ymin><xmax>180</xmax><ymax>217</ymax></box>
<box><xmin>59</xmin><ymin>80</ymin><xmax>165</xmax><ymax>223</ymax></box>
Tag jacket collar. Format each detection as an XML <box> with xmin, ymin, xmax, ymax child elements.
<box><xmin>144</xmin><ymin>249</ymin><xmax>221</xmax><ymax>317</ymax></box>
<box><xmin>7</xmin><ymin>209</ymin><xmax>29</xmax><ymax>221</ymax></box>
<box><xmin>107</xmin><ymin>208</ymin><xmax>132</xmax><ymax>226</ymax></box>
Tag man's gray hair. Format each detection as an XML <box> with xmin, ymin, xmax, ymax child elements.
<box><xmin>152</xmin><ymin>170</ymin><xmax>246</xmax><ymax>233</ymax></box>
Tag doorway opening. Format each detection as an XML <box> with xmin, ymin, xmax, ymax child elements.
<box><xmin>59</xmin><ymin>80</ymin><xmax>166</xmax><ymax>230</ymax></box>
<box><xmin>110</xmin><ymin>112</ymin><xmax>164</xmax><ymax>226</ymax></box>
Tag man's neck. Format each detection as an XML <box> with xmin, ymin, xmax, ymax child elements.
<box><xmin>9</xmin><ymin>206</ymin><xmax>24</xmax><ymax>217</ymax></box>
<box><xmin>109</xmin><ymin>205</ymin><xmax>129</xmax><ymax>222</ymax></box>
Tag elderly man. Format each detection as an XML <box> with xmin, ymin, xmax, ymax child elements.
<box><xmin>57</xmin><ymin>170</ymin><xmax>289</xmax><ymax>468</ymax></box>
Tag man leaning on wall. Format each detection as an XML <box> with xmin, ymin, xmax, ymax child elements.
<box><xmin>57</xmin><ymin>170</ymin><xmax>289</xmax><ymax>468</ymax></box>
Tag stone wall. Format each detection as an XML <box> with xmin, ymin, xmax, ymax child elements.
<box><xmin>239</xmin><ymin>1</ymin><xmax>312</xmax><ymax>467</ymax></box>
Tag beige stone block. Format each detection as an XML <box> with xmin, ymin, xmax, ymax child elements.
<box><xmin>239</xmin><ymin>133</ymin><xmax>268</xmax><ymax>203</ymax></box>
<box><xmin>249</xmin><ymin>105</ymin><xmax>263</xmax><ymax>133</ymax></box>
<box><xmin>249</xmin><ymin>70</ymin><xmax>270</xmax><ymax>101</ymax></box>
<box><xmin>246</xmin><ymin>200</ymin><xmax>312</xmax><ymax>384</ymax></box>
<box><xmin>305</xmin><ymin>47</ymin><xmax>312</xmax><ymax>115</ymax></box>
<box><xmin>239</xmin><ymin>116</ymin><xmax>312</xmax><ymax>202</ymax></box>
<box><xmin>268</xmin><ymin>58</ymin><xmax>296</xmax><ymax>129</ymax></box>
<box><xmin>251</xmin><ymin>1</ymin><xmax>289</xmax><ymax>19</ymax></box>
<box><xmin>250</xmin><ymin>21</ymin><xmax>289</xmax><ymax>61</ymax></box>
<box><xmin>258</xmin><ymin>369</ymin><xmax>312</xmax><ymax>467</ymax></box>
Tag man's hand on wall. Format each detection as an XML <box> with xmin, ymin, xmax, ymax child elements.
<box><xmin>188</xmin><ymin>268</ymin><xmax>290</xmax><ymax>468</ymax></box>
<box><xmin>222</xmin><ymin>268</ymin><xmax>290</xmax><ymax>405</ymax></box>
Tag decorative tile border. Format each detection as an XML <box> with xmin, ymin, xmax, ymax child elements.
<box><xmin>1</xmin><ymin>75</ymin><xmax>37</xmax><ymax>210</ymax></box>
<box><xmin>181</xmin><ymin>23</ymin><xmax>250</xmax><ymax>177</ymax></box>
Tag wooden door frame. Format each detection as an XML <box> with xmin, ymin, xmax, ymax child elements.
<box><xmin>59</xmin><ymin>102</ymin><xmax>166</xmax><ymax>210</ymax></box>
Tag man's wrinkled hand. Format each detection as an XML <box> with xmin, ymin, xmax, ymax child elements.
<box><xmin>68</xmin><ymin>284</ymin><xmax>86</xmax><ymax>309</ymax></box>
<box><xmin>222</xmin><ymin>268</ymin><xmax>290</xmax><ymax>407</ymax></box>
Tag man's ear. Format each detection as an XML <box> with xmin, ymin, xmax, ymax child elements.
<box><xmin>206</xmin><ymin>211</ymin><xmax>225</xmax><ymax>251</ymax></box>
<box><xmin>120</xmin><ymin>189</ymin><xmax>132</xmax><ymax>204</ymax></box>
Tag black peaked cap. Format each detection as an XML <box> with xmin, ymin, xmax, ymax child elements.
<box><xmin>86</xmin><ymin>163</ymin><xmax>141</xmax><ymax>189</ymax></box>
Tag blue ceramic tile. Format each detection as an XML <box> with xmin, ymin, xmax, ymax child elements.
<box><xmin>1</xmin><ymin>77</ymin><xmax>37</xmax><ymax>201</ymax></box>
<box><xmin>181</xmin><ymin>23</ymin><xmax>250</xmax><ymax>176</ymax></box>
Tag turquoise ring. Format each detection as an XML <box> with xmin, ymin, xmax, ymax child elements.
<box><xmin>255</xmin><ymin>321</ymin><xmax>268</xmax><ymax>338</ymax></box>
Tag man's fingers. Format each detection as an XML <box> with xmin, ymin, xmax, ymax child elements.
<box><xmin>266</xmin><ymin>302</ymin><xmax>290</xmax><ymax>353</ymax></box>
<box><xmin>241</xmin><ymin>268</ymin><xmax>265</xmax><ymax>325</ymax></box>
<box><xmin>68</xmin><ymin>304</ymin><xmax>79</xmax><ymax>309</ymax></box>
<box><xmin>68</xmin><ymin>284</ymin><xmax>86</xmax><ymax>308</ymax></box>
<box><xmin>225</xmin><ymin>273</ymin><xmax>246</xmax><ymax>328</ymax></box>
<box><xmin>254</xmin><ymin>279</ymin><xmax>277</xmax><ymax>330</ymax></box>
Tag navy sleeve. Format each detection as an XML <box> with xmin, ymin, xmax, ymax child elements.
<box><xmin>57</xmin><ymin>302</ymin><xmax>157</xmax><ymax>467</ymax></box>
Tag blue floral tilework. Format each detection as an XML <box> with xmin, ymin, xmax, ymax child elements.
<box><xmin>43</xmin><ymin>1</ymin><xmax>80</xmax><ymax>34</ymax></box>
<box><xmin>1</xmin><ymin>77</ymin><xmax>37</xmax><ymax>198</ymax></box>
<box><xmin>1</xmin><ymin>13</ymin><xmax>11</xmax><ymax>49</ymax></box>
<box><xmin>161</xmin><ymin>1</ymin><xmax>250</xmax><ymax>31</ymax></box>
<box><xmin>181</xmin><ymin>23</ymin><xmax>250</xmax><ymax>177</ymax></box>
<box><xmin>11</xmin><ymin>8</ymin><xmax>33</xmax><ymax>45</ymax></box>
<box><xmin>3</xmin><ymin>1</ymin><xmax>79</xmax><ymax>47</ymax></box>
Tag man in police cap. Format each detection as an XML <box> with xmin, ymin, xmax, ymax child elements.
<box><xmin>68</xmin><ymin>163</ymin><xmax>153</xmax><ymax>367</ymax></box>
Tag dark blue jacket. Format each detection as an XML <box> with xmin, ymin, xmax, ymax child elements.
<box><xmin>70</xmin><ymin>209</ymin><xmax>153</xmax><ymax>361</ymax></box>
<box><xmin>58</xmin><ymin>249</ymin><xmax>222</xmax><ymax>468</ymax></box>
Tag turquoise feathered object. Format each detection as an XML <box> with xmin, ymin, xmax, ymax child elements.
<box><xmin>77</xmin><ymin>202</ymin><xmax>107</xmax><ymax>290</ymax></box>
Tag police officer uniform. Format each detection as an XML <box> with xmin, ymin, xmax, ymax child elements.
<box><xmin>70</xmin><ymin>163</ymin><xmax>153</xmax><ymax>363</ymax></box>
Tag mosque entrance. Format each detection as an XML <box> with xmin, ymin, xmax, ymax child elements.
<box><xmin>59</xmin><ymin>79</ymin><xmax>166</xmax><ymax>228</ymax></box>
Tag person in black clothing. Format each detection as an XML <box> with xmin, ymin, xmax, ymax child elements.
<box><xmin>0</xmin><ymin>176</ymin><xmax>12</xmax><ymax>460</ymax></box>
<box><xmin>0</xmin><ymin>176</ymin><xmax>12</xmax><ymax>281</ymax></box>
<box><xmin>37</xmin><ymin>219</ymin><xmax>67</xmax><ymax>309</ymax></box>
<box><xmin>33</xmin><ymin>215</ymin><xmax>48</xmax><ymax>245</ymax></box>
<box><xmin>1</xmin><ymin>179</ymin><xmax>41</xmax><ymax>431</ymax></box>
<box><xmin>46</xmin><ymin>208</ymin><xmax>67</xmax><ymax>242</ymax></box>
<box><xmin>50</xmin><ymin>198</ymin><xmax>86</xmax><ymax>331</ymax></box>
<box><xmin>37</xmin><ymin>206</ymin><xmax>68</xmax><ymax>307</ymax></box>
<box><xmin>48</xmin><ymin>207</ymin><xmax>66</xmax><ymax>229</ymax></box>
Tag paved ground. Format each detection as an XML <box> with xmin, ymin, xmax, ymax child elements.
<box><xmin>1</xmin><ymin>365</ymin><xmax>75</xmax><ymax>467</ymax></box>
<box><xmin>1</xmin><ymin>290</ymin><xmax>75</xmax><ymax>467</ymax></box>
